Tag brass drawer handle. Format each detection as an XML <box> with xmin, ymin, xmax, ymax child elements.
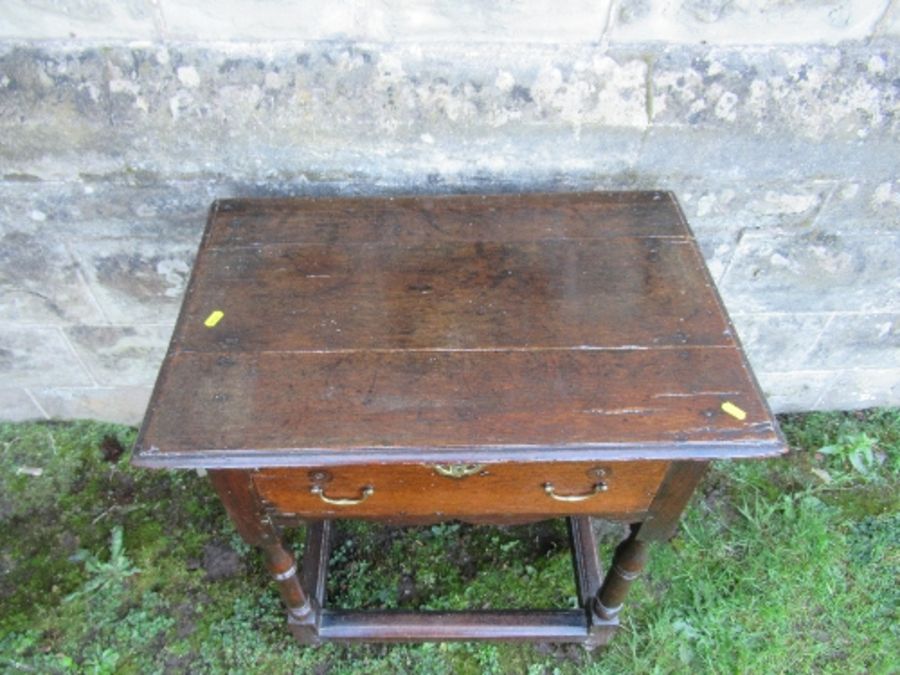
<box><xmin>310</xmin><ymin>484</ymin><xmax>374</xmax><ymax>506</ymax></box>
<box><xmin>543</xmin><ymin>482</ymin><xmax>608</xmax><ymax>502</ymax></box>
<box><xmin>433</xmin><ymin>463</ymin><xmax>485</xmax><ymax>479</ymax></box>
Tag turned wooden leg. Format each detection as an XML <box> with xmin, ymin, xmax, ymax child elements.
<box><xmin>591</xmin><ymin>461</ymin><xmax>708</xmax><ymax>624</ymax></box>
<box><xmin>260</xmin><ymin>539</ymin><xmax>313</xmax><ymax>619</ymax></box>
<box><xmin>592</xmin><ymin>523</ymin><xmax>648</xmax><ymax>621</ymax></box>
<box><xmin>208</xmin><ymin>469</ymin><xmax>318</xmax><ymax>637</ymax></box>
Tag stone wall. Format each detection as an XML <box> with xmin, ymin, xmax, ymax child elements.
<box><xmin>1</xmin><ymin>1</ymin><xmax>898</xmax><ymax>423</ymax></box>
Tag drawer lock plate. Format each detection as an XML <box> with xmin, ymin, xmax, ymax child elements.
<box><xmin>432</xmin><ymin>463</ymin><xmax>486</xmax><ymax>479</ymax></box>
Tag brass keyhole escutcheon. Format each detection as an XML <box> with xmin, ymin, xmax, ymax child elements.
<box><xmin>432</xmin><ymin>463</ymin><xmax>486</xmax><ymax>479</ymax></box>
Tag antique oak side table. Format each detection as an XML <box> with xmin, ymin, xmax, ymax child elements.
<box><xmin>133</xmin><ymin>192</ymin><xmax>785</xmax><ymax>646</ymax></box>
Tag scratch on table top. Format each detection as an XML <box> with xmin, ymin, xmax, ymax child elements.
<box><xmin>653</xmin><ymin>391</ymin><xmax>740</xmax><ymax>398</ymax></box>
<box><xmin>580</xmin><ymin>407</ymin><xmax>661</xmax><ymax>415</ymax></box>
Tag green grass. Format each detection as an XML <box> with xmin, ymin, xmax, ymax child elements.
<box><xmin>1</xmin><ymin>410</ymin><xmax>898</xmax><ymax>673</ymax></box>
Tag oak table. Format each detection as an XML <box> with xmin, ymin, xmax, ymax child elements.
<box><xmin>133</xmin><ymin>192</ymin><xmax>785</xmax><ymax>646</ymax></box>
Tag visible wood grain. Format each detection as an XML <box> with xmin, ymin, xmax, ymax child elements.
<box><xmin>252</xmin><ymin>461</ymin><xmax>667</xmax><ymax>519</ymax></box>
<box><xmin>136</xmin><ymin>348</ymin><xmax>780</xmax><ymax>466</ymax></box>
<box><xmin>300</xmin><ymin>520</ymin><xmax>331</xmax><ymax>608</ymax></box>
<box><xmin>636</xmin><ymin>461</ymin><xmax>709</xmax><ymax>542</ymax></box>
<box><xmin>207</xmin><ymin>470</ymin><xmax>275</xmax><ymax>547</ymax></box>
<box><xmin>135</xmin><ymin>192</ymin><xmax>784</xmax><ymax>469</ymax></box>
<box><xmin>173</xmin><ymin>238</ymin><xmax>731</xmax><ymax>353</ymax></box>
<box><xmin>208</xmin><ymin>192</ymin><xmax>686</xmax><ymax>248</ymax></box>
<box><xmin>569</xmin><ymin>516</ymin><xmax>604</xmax><ymax>606</ymax></box>
<box><xmin>208</xmin><ymin>470</ymin><xmax>313</xmax><ymax>618</ymax></box>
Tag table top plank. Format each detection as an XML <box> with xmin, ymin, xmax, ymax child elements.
<box><xmin>205</xmin><ymin>192</ymin><xmax>689</xmax><ymax>248</ymax></box>
<box><xmin>172</xmin><ymin>238</ymin><xmax>732</xmax><ymax>353</ymax></box>
<box><xmin>134</xmin><ymin>192</ymin><xmax>785</xmax><ymax>468</ymax></box>
<box><xmin>139</xmin><ymin>348</ymin><xmax>778</xmax><ymax>467</ymax></box>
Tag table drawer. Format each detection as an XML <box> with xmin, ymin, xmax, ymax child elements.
<box><xmin>252</xmin><ymin>461</ymin><xmax>669</xmax><ymax>519</ymax></box>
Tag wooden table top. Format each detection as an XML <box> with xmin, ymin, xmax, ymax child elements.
<box><xmin>134</xmin><ymin>192</ymin><xmax>785</xmax><ymax>468</ymax></box>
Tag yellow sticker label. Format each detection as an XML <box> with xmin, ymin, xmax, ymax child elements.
<box><xmin>204</xmin><ymin>310</ymin><xmax>224</xmax><ymax>327</ymax></box>
<box><xmin>721</xmin><ymin>401</ymin><xmax>747</xmax><ymax>421</ymax></box>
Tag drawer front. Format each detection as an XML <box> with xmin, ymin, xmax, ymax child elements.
<box><xmin>252</xmin><ymin>461</ymin><xmax>669</xmax><ymax>519</ymax></box>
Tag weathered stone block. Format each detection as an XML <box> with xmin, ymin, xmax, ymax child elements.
<box><xmin>675</xmin><ymin>179</ymin><xmax>837</xmax><ymax>281</ymax></box>
<box><xmin>7</xmin><ymin>41</ymin><xmax>896</xmax><ymax>185</ymax></box>
<box><xmin>874</xmin><ymin>0</ymin><xmax>900</xmax><ymax>36</ymax></box>
<box><xmin>611</xmin><ymin>0</ymin><xmax>890</xmax><ymax>45</ymax></box>
<box><xmin>757</xmin><ymin>370</ymin><xmax>834</xmax><ymax>413</ymax></box>
<box><xmin>64</xmin><ymin>325</ymin><xmax>173</xmax><ymax>386</ymax></box>
<box><xmin>161</xmin><ymin>0</ymin><xmax>362</xmax><ymax>41</ymax></box>
<box><xmin>0</xmin><ymin>0</ymin><xmax>158</xmax><ymax>40</ymax></box>
<box><xmin>649</xmin><ymin>43</ymin><xmax>897</xmax><ymax>140</ymax></box>
<box><xmin>0</xmin><ymin>230</ymin><xmax>105</xmax><ymax>324</ymax></box>
<box><xmin>0</xmin><ymin>46</ymin><xmax>121</xmax><ymax>179</ymax></box>
<box><xmin>0</xmin><ymin>326</ymin><xmax>92</xmax><ymax>387</ymax></box>
<box><xmin>30</xmin><ymin>386</ymin><xmax>152</xmax><ymax>425</ymax></box>
<box><xmin>161</xmin><ymin>0</ymin><xmax>613</xmax><ymax>44</ymax></box>
<box><xmin>68</xmin><ymin>239</ymin><xmax>197</xmax><ymax>324</ymax></box>
<box><xmin>813</xmin><ymin>180</ymin><xmax>900</xmax><ymax>233</ymax></box>
<box><xmin>0</xmin><ymin>388</ymin><xmax>45</xmax><ymax>421</ymax></box>
<box><xmin>0</xmin><ymin>44</ymin><xmax>648</xmax><ymax>181</ymax></box>
<box><xmin>636</xmin><ymin>126</ymin><xmax>899</xmax><ymax>184</ymax></box>
<box><xmin>731</xmin><ymin>313</ymin><xmax>832</xmax><ymax>372</ymax></box>
<box><xmin>803</xmin><ymin>313</ymin><xmax>899</xmax><ymax>369</ymax></box>
<box><xmin>719</xmin><ymin>232</ymin><xmax>900</xmax><ymax>313</ymax></box>
<box><xmin>817</xmin><ymin>368</ymin><xmax>900</xmax><ymax>410</ymax></box>
<box><xmin>691</xmin><ymin>229</ymin><xmax>739</xmax><ymax>284</ymax></box>
<box><xmin>677</xmin><ymin>181</ymin><xmax>832</xmax><ymax>234</ymax></box>
<box><xmin>0</xmin><ymin>180</ymin><xmax>211</xmax><ymax>241</ymax></box>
